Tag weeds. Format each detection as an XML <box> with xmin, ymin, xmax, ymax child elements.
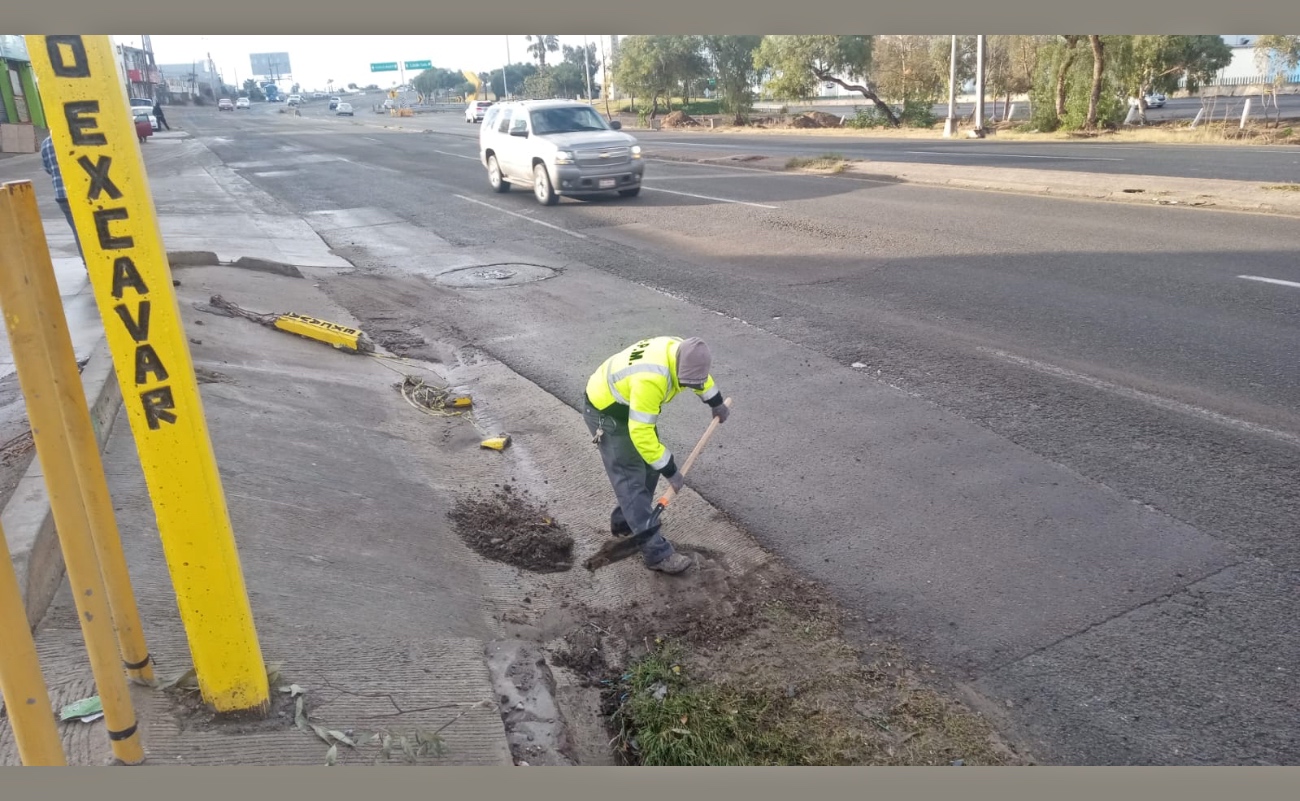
<box><xmin>606</xmin><ymin>637</ymin><xmax>1017</xmax><ymax>767</ymax></box>
<box><xmin>785</xmin><ymin>153</ymin><xmax>850</xmax><ymax>173</ymax></box>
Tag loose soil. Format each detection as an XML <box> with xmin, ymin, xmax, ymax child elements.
<box><xmin>548</xmin><ymin>555</ymin><xmax>1031</xmax><ymax>766</ymax></box>
<box><xmin>448</xmin><ymin>483</ymin><xmax>575</xmax><ymax>573</ymax></box>
<box><xmin>661</xmin><ymin>111</ymin><xmax>699</xmax><ymax>128</ymax></box>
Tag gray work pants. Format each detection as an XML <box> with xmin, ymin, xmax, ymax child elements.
<box><xmin>582</xmin><ymin>397</ymin><xmax>676</xmax><ymax>566</ymax></box>
<box><xmin>55</xmin><ymin>199</ymin><xmax>85</xmax><ymax>263</ymax></box>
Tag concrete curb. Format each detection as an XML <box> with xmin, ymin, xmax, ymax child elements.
<box><xmin>2</xmin><ymin>336</ymin><xmax>121</xmax><ymax>631</ymax></box>
<box><xmin>646</xmin><ymin>151</ymin><xmax>1300</xmax><ymax>218</ymax></box>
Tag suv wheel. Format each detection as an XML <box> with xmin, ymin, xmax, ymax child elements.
<box><xmin>488</xmin><ymin>156</ymin><xmax>510</xmax><ymax>193</ymax></box>
<box><xmin>533</xmin><ymin>163</ymin><xmax>558</xmax><ymax>206</ymax></box>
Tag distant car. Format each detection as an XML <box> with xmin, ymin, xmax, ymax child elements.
<box><xmin>1129</xmin><ymin>93</ymin><xmax>1166</xmax><ymax>109</ymax></box>
<box><xmin>129</xmin><ymin>97</ymin><xmax>160</xmax><ymax>130</ymax></box>
<box><xmin>466</xmin><ymin>100</ymin><xmax>493</xmax><ymax>123</ymax></box>
<box><xmin>382</xmin><ymin>98</ymin><xmax>395</xmax><ymax>109</ymax></box>
<box><xmin>336</xmin><ymin>102</ymin><xmax>354</xmax><ymax>116</ymax></box>
<box><xmin>329</xmin><ymin>96</ymin><xmax>340</xmax><ymax>109</ymax></box>
<box><xmin>480</xmin><ymin>99</ymin><xmax>644</xmax><ymax>206</ymax></box>
<box><xmin>218</xmin><ymin>98</ymin><xmax>234</xmax><ymax>111</ymax></box>
<box><xmin>287</xmin><ymin>94</ymin><xmax>302</xmax><ymax>106</ymax></box>
<box><xmin>236</xmin><ymin>97</ymin><xmax>250</xmax><ymax>109</ymax></box>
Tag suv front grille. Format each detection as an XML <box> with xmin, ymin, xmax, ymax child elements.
<box><xmin>576</xmin><ymin>147</ymin><xmax>631</xmax><ymax>167</ymax></box>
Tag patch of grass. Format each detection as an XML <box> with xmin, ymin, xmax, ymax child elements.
<box><xmin>609</xmin><ymin>641</ymin><xmax>841</xmax><ymax>765</ymax></box>
<box><xmin>607</xmin><ymin>639</ymin><xmax>1014</xmax><ymax>766</ymax></box>
<box><xmin>1263</xmin><ymin>183</ymin><xmax>1300</xmax><ymax>192</ymax></box>
<box><xmin>785</xmin><ymin>153</ymin><xmax>850</xmax><ymax>173</ymax></box>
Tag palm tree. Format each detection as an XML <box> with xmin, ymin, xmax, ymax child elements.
<box><xmin>526</xmin><ymin>35</ymin><xmax>560</xmax><ymax>68</ymax></box>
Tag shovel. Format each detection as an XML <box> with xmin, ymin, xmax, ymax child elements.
<box><xmin>583</xmin><ymin>397</ymin><xmax>734</xmax><ymax>572</ymax></box>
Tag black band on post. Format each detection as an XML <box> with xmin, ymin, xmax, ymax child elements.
<box><xmin>107</xmin><ymin>722</ymin><xmax>138</xmax><ymax>741</ymax></box>
<box><xmin>123</xmin><ymin>654</ymin><xmax>152</xmax><ymax>671</ymax></box>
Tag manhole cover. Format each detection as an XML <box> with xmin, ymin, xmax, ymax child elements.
<box><xmin>435</xmin><ymin>263</ymin><xmax>558</xmax><ymax>288</ymax></box>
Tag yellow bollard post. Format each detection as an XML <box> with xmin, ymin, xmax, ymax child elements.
<box><xmin>0</xmin><ymin>182</ymin><xmax>145</xmax><ymax>765</ymax></box>
<box><xmin>0</xmin><ymin>520</ymin><xmax>67</xmax><ymax>766</ymax></box>
<box><xmin>26</xmin><ymin>34</ymin><xmax>268</xmax><ymax>714</ymax></box>
<box><xmin>2</xmin><ymin>182</ymin><xmax>154</xmax><ymax>684</ymax></box>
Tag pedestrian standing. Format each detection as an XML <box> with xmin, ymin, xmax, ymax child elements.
<box><xmin>583</xmin><ymin>336</ymin><xmax>730</xmax><ymax>575</ymax></box>
<box><xmin>40</xmin><ymin>135</ymin><xmax>84</xmax><ymax>263</ymax></box>
<box><xmin>152</xmin><ymin>99</ymin><xmax>169</xmax><ymax>130</ymax></box>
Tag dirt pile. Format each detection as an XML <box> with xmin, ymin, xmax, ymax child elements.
<box><xmin>661</xmin><ymin>110</ymin><xmax>699</xmax><ymax>128</ymax></box>
<box><xmin>792</xmin><ymin>111</ymin><xmax>844</xmax><ymax>129</ymax></box>
<box><xmin>448</xmin><ymin>484</ymin><xmax>574</xmax><ymax>573</ymax></box>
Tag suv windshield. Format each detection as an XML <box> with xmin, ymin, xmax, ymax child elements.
<box><xmin>529</xmin><ymin>106</ymin><xmax>609</xmax><ymax>135</ymax></box>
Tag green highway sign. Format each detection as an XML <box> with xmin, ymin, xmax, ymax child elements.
<box><xmin>404</xmin><ymin>60</ymin><xmax>432</xmax><ymax>70</ymax></box>
<box><xmin>370</xmin><ymin>62</ymin><xmax>399</xmax><ymax>72</ymax></box>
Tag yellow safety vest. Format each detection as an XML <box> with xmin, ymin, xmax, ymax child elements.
<box><xmin>585</xmin><ymin>336</ymin><xmax>718</xmax><ymax>471</ymax></box>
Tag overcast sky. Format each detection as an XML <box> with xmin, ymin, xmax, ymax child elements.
<box><xmin>113</xmin><ymin>35</ymin><xmax>611</xmax><ymax>91</ymax></box>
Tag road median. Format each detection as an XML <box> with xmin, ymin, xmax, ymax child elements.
<box><xmin>647</xmin><ymin>147</ymin><xmax>1300</xmax><ymax>217</ymax></box>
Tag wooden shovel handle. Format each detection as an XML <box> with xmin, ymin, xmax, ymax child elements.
<box><xmin>655</xmin><ymin>397</ymin><xmax>733</xmax><ymax>509</ymax></box>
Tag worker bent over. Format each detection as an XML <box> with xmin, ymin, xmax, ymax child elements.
<box><xmin>584</xmin><ymin>336</ymin><xmax>730</xmax><ymax>575</ymax></box>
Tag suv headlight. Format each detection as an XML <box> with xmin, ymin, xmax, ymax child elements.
<box><xmin>631</xmin><ymin>145</ymin><xmax>642</xmax><ymax>159</ymax></box>
<box><xmin>554</xmin><ymin>150</ymin><xmax>575</xmax><ymax>165</ymax></box>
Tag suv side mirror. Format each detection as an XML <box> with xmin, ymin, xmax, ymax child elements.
<box><xmin>510</xmin><ymin>129</ymin><xmax>529</xmax><ymax>137</ymax></box>
<box><xmin>609</xmin><ymin>120</ymin><xmax>622</xmax><ymax>130</ymax></box>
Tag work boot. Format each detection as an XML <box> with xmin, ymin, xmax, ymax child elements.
<box><xmin>647</xmin><ymin>552</ymin><xmax>693</xmax><ymax>575</ymax></box>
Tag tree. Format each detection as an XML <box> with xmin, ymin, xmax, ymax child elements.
<box><xmin>1254</xmin><ymin>34</ymin><xmax>1300</xmax><ymax>72</ymax></box>
<box><xmin>613</xmin><ymin>35</ymin><xmax>706</xmax><ymax>116</ymax></box>
<box><xmin>872</xmin><ymin>35</ymin><xmax>951</xmax><ymax>107</ymax></box>
<box><xmin>523</xmin><ymin>70</ymin><xmax>558</xmax><ymax>99</ymax></box>
<box><xmin>1085</xmin><ymin>35</ymin><xmax>1105</xmax><ymax>129</ymax></box>
<box><xmin>702</xmin><ymin>36</ymin><xmax>763</xmax><ymax>123</ymax></box>
<box><xmin>561</xmin><ymin>43</ymin><xmax>600</xmax><ymax>98</ymax></box>
<box><xmin>413</xmin><ymin>66</ymin><xmax>463</xmax><ymax>101</ymax></box>
<box><xmin>347</xmin><ymin>82</ymin><xmax>358</xmax><ymax>90</ymax></box>
<box><xmin>1113</xmin><ymin>36</ymin><xmax>1231</xmax><ymax>122</ymax></box>
<box><xmin>526</xmin><ymin>35</ymin><xmax>560</xmax><ymax>67</ymax></box>
<box><xmin>753</xmin><ymin>35</ymin><xmax>899</xmax><ymax>126</ymax></box>
<box><xmin>487</xmin><ymin>63</ymin><xmax>538</xmax><ymax>100</ymax></box>
<box><xmin>242</xmin><ymin>78</ymin><xmax>265</xmax><ymax>101</ymax></box>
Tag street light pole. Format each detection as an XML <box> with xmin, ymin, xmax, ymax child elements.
<box><xmin>582</xmin><ymin>35</ymin><xmax>593</xmax><ymax>102</ymax></box>
<box><xmin>944</xmin><ymin>35</ymin><xmax>958</xmax><ymax>137</ymax></box>
<box><xmin>503</xmin><ymin>36</ymin><xmax>511</xmax><ymax>100</ymax></box>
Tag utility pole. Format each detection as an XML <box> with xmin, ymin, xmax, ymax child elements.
<box><xmin>944</xmin><ymin>35</ymin><xmax>958</xmax><ymax>137</ymax></box>
<box><xmin>503</xmin><ymin>36</ymin><xmax>511</xmax><ymax>99</ymax></box>
<box><xmin>973</xmin><ymin>35</ymin><xmax>987</xmax><ymax>138</ymax></box>
<box><xmin>600</xmin><ymin>35</ymin><xmax>611</xmax><ymax>117</ymax></box>
<box><xmin>142</xmin><ymin>34</ymin><xmax>157</xmax><ymax>100</ymax></box>
<box><xmin>582</xmin><ymin>35</ymin><xmax>594</xmax><ymax>102</ymax></box>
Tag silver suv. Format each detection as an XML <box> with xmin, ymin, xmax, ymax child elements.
<box><xmin>479</xmin><ymin>100</ymin><xmax>644</xmax><ymax>206</ymax></box>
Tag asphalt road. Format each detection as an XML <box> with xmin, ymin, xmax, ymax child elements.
<box><xmin>178</xmin><ymin>104</ymin><xmax>1299</xmax><ymax>765</ymax></box>
<box><xmin>338</xmin><ymin>100</ymin><xmax>1300</xmax><ymax>184</ymax></box>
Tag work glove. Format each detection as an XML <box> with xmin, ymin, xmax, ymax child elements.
<box><xmin>711</xmin><ymin>402</ymin><xmax>730</xmax><ymax>424</ymax></box>
<box><xmin>666</xmin><ymin>471</ymin><xmax>685</xmax><ymax>494</ymax></box>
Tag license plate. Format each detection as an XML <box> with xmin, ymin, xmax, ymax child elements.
<box><xmin>599</xmin><ymin>178</ymin><xmax>616</xmax><ymax>189</ymax></box>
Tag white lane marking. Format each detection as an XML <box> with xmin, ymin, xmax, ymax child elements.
<box><xmin>1239</xmin><ymin>275</ymin><xmax>1300</xmax><ymax>289</ymax></box>
<box><xmin>639</xmin><ymin>186</ymin><xmax>778</xmax><ymax>209</ymax></box>
<box><xmin>252</xmin><ymin>170</ymin><xmax>297</xmax><ymax>177</ymax></box>
<box><xmin>978</xmin><ymin>346</ymin><xmax>1300</xmax><ymax>449</ymax></box>
<box><xmin>905</xmin><ymin>150</ymin><xmax>1125</xmax><ymax>162</ymax></box>
<box><xmin>432</xmin><ymin>149</ymin><xmax>479</xmax><ymax>161</ymax></box>
<box><xmin>364</xmin><ymin>136</ymin><xmax>380</xmax><ymax>142</ymax></box>
<box><xmin>653</xmin><ymin>141</ymin><xmax>744</xmax><ymax>148</ymax></box>
<box><xmin>453</xmin><ymin>194</ymin><xmax>588</xmax><ymax>239</ymax></box>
